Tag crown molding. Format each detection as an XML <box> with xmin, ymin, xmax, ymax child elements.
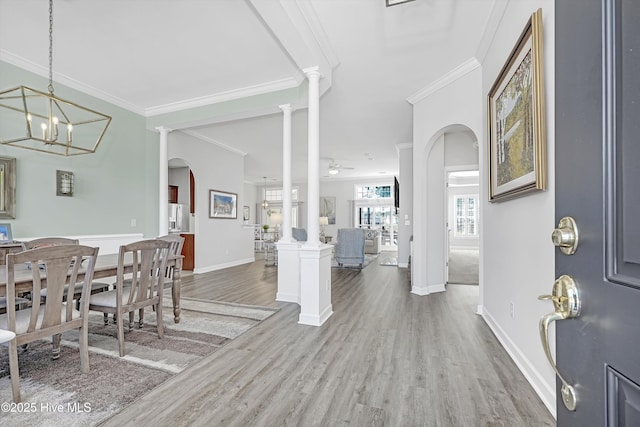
<box><xmin>395</xmin><ymin>142</ymin><xmax>413</xmax><ymax>153</ymax></box>
<box><xmin>0</xmin><ymin>49</ymin><xmax>146</xmax><ymax>115</ymax></box>
<box><xmin>179</xmin><ymin>129</ymin><xmax>247</xmax><ymax>157</ymax></box>
<box><xmin>144</xmin><ymin>75</ymin><xmax>303</xmax><ymax>117</ymax></box>
<box><xmin>406</xmin><ymin>57</ymin><xmax>481</xmax><ymax>105</ymax></box>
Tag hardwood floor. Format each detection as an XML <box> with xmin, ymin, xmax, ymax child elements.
<box><xmin>103</xmin><ymin>253</ymin><xmax>555</xmax><ymax>426</ymax></box>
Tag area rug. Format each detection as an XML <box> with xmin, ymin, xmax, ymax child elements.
<box><xmin>0</xmin><ymin>297</ymin><xmax>278</xmax><ymax>426</ymax></box>
<box><xmin>330</xmin><ymin>253</ymin><xmax>378</xmax><ymax>269</ymax></box>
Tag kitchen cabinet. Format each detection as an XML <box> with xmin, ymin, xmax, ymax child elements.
<box><xmin>180</xmin><ymin>233</ymin><xmax>194</xmax><ymax>271</ymax></box>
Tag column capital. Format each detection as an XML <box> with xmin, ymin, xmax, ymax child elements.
<box><xmin>303</xmin><ymin>66</ymin><xmax>321</xmax><ymax>79</ymax></box>
<box><xmin>278</xmin><ymin>103</ymin><xmax>293</xmax><ymax>113</ymax></box>
<box><xmin>155</xmin><ymin>126</ymin><xmax>173</xmax><ymax>134</ymax></box>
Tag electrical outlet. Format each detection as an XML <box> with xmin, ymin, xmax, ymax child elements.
<box><xmin>130</xmin><ymin>218</ymin><xmax>137</xmax><ymax>227</ymax></box>
<box><xmin>509</xmin><ymin>301</ymin><xmax>515</xmax><ymax>319</ymax></box>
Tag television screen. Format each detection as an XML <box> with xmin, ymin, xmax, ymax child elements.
<box><xmin>394</xmin><ymin>177</ymin><xmax>399</xmax><ymax>211</ymax></box>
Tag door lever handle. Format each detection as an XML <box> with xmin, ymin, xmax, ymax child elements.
<box><xmin>538</xmin><ymin>274</ymin><xmax>580</xmax><ymax>411</ymax></box>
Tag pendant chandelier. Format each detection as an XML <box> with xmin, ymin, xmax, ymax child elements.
<box><xmin>0</xmin><ymin>0</ymin><xmax>112</xmax><ymax>156</ymax></box>
<box><xmin>261</xmin><ymin>177</ymin><xmax>269</xmax><ymax>209</ymax></box>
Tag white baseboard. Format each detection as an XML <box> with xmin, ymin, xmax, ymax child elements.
<box><xmin>411</xmin><ymin>282</ymin><xmax>446</xmax><ymax>296</ymax></box>
<box><xmin>398</xmin><ymin>262</ymin><xmax>409</xmax><ymax>268</ymax></box>
<box><xmin>194</xmin><ymin>257</ymin><xmax>254</xmax><ymax>274</ymax></box>
<box><xmin>276</xmin><ymin>292</ymin><xmax>300</xmax><ymax>305</ymax></box>
<box><xmin>478</xmin><ymin>304</ymin><xmax>556</xmax><ymax>418</ymax></box>
<box><xmin>298</xmin><ymin>304</ymin><xmax>333</xmax><ymax>326</ymax></box>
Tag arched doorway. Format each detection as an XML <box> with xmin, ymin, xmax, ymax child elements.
<box><xmin>168</xmin><ymin>158</ymin><xmax>195</xmax><ymax>270</ymax></box>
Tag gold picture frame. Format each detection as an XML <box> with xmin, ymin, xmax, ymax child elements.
<box><xmin>0</xmin><ymin>156</ymin><xmax>16</xmax><ymax>218</ymax></box>
<box><xmin>488</xmin><ymin>8</ymin><xmax>546</xmax><ymax>202</ymax></box>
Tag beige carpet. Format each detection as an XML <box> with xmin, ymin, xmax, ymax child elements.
<box><xmin>0</xmin><ymin>297</ymin><xmax>278</xmax><ymax>426</ymax></box>
<box><xmin>448</xmin><ymin>248</ymin><xmax>479</xmax><ymax>285</ymax></box>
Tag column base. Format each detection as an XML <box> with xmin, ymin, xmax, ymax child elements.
<box><xmin>298</xmin><ymin>245</ymin><xmax>333</xmax><ymax>326</ymax></box>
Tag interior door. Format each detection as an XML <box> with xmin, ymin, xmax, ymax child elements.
<box><xmin>553</xmin><ymin>0</ymin><xmax>640</xmax><ymax>424</ymax></box>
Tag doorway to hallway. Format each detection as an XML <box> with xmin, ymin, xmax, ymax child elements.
<box><xmin>446</xmin><ymin>170</ymin><xmax>479</xmax><ymax>285</ymax></box>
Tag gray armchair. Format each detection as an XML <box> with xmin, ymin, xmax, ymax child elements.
<box><xmin>292</xmin><ymin>228</ymin><xmax>307</xmax><ymax>242</ymax></box>
<box><xmin>335</xmin><ymin>228</ymin><xmax>366</xmax><ymax>268</ymax></box>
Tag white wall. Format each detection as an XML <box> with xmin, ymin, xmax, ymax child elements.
<box><xmin>168</xmin><ymin>131</ymin><xmax>254</xmax><ymax>273</ymax></box>
<box><xmin>479</xmin><ymin>0</ymin><xmax>556</xmax><ymax>415</ymax></box>
<box><xmin>397</xmin><ymin>144</ymin><xmax>413</xmax><ymax>267</ymax></box>
<box><xmin>411</xmin><ymin>63</ymin><xmax>483</xmax><ymax>296</ymax></box>
<box><xmin>411</xmin><ymin>1</ymin><xmax>555</xmax><ymax>415</ymax></box>
<box><xmin>1</xmin><ymin>60</ymin><xmax>158</xmax><ymax>239</ymax></box>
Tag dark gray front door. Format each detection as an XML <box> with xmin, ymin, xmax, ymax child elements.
<box><xmin>555</xmin><ymin>0</ymin><xmax>640</xmax><ymax>425</ymax></box>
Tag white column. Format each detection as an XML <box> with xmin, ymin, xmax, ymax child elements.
<box><xmin>280</xmin><ymin>104</ymin><xmax>294</xmax><ymax>243</ymax></box>
<box><xmin>305</xmin><ymin>67</ymin><xmax>321</xmax><ymax>247</ymax></box>
<box><xmin>276</xmin><ymin>103</ymin><xmax>301</xmax><ymax>304</ymax></box>
<box><xmin>157</xmin><ymin>126</ymin><xmax>171</xmax><ymax>236</ymax></box>
<box><xmin>298</xmin><ymin>66</ymin><xmax>332</xmax><ymax>326</ymax></box>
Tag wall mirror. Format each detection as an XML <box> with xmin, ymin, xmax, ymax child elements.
<box><xmin>0</xmin><ymin>156</ymin><xmax>16</xmax><ymax>218</ymax></box>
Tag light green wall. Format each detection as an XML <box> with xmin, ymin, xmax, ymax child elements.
<box><xmin>0</xmin><ymin>60</ymin><xmax>158</xmax><ymax>238</ymax></box>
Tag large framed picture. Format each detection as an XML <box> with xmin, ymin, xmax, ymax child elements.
<box><xmin>488</xmin><ymin>8</ymin><xmax>546</xmax><ymax>202</ymax></box>
<box><xmin>209</xmin><ymin>189</ymin><xmax>237</xmax><ymax>219</ymax></box>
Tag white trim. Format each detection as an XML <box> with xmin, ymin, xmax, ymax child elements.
<box><xmin>478</xmin><ymin>305</ymin><xmax>557</xmax><ymax>419</ymax></box>
<box><xmin>145</xmin><ymin>77</ymin><xmax>302</xmax><ymax>117</ymax></box>
<box><xmin>298</xmin><ymin>304</ymin><xmax>333</xmax><ymax>326</ymax></box>
<box><xmin>179</xmin><ymin>130</ymin><xmax>248</xmax><ymax>156</ymax></box>
<box><xmin>0</xmin><ymin>50</ymin><xmax>147</xmax><ymax>115</ymax></box>
<box><xmin>407</xmin><ymin>58</ymin><xmax>481</xmax><ymax>105</ymax></box>
<box><xmin>194</xmin><ymin>258</ymin><xmax>255</xmax><ymax>274</ymax></box>
<box><xmin>16</xmin><ymin>233</ymin><xmax>144</xmax><ymax>255</ymax></box>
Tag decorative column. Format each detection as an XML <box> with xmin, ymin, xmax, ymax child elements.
<box><xmin>298</xmin><ymin>66</ymin><xmax>333</xmax><ymax>326</ymax></box>
<box><xmin>280</xmin><ymin>104</ymin><xmax>293</xmax><ymax>243</ymax></box>
<box><xmin>157</xmin><ymin>126</ymin><xmax>172</xmax><ymax>237</ymax></box>
<box><xmin>276</xmin><ymin>103</ymin><xmax>301</xmax><ymax>304</ymax></box>
<box><xmin>305</xmin><ymin>67</ymin><xmax>321</xmax><ymax>247</ymax></box>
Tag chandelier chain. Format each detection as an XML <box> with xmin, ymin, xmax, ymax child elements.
<box><xmin>48</xmin><ymin>0</ymin><xmax>54</xmax><ymax>94</ymax></box>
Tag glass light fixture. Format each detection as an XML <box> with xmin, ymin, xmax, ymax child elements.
<box><xmin>0</xmin><ymin>0</ymin><xmax>111</xmax><ymax>156</ymax></box>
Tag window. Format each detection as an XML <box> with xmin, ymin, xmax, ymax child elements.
<box><xmin>265</xmin><ymin>188</ymin><xmax>298</xmax><ymax>202</ymax></box>
<box><xmin>453</xmin><ymin>195</ymin><xmax>478</xmax><ymax>238</ymax></box>
<box><xmin>356</xmin><ymin>185</ymin><xmax>391</xmax><ymax>200</ymax></box>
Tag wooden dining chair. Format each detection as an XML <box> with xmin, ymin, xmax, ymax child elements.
<box><xmin>0</xmin><ymin>328</ymin><xmax>18</xmax><ymax>402</ymax></box>
<box><xmin>156</xmin><ymin>234</ymin><xmax>184</xmax><ymax>283</ymax></box>
<box><xmin>0</xmin><ymin>244</ymin><xmax>99</xmax><ymax>402</ymax></box>
<box><xmin>88</xmin><ymin>239</ymin><xmax>171</xmax><ymax>357</ymax></box>
<box><xmin>24</xmin><ymin>238</ymin><xmax>111</xmax><ymax>305</ymax></box>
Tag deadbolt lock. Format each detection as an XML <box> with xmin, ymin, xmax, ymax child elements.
<box><xmin>552</xmin><ymin>216</ymin><xmax>579</xmax><ymax>255</ymax></box>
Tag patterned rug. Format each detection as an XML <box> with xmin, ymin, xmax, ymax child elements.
<box><xmin>0</xmin><ymin>297</ymin><xmax>278</xmax><ymax>426</ymax></box>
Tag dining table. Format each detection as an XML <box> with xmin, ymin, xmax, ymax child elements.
<box><xmin>0</xmin><ymin>252</ymin><xmax>184</xmax><ymax>324</ymax></box>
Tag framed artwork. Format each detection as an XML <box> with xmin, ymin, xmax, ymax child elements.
<box><xmin>209</xmin><ymin>189</ymin><xmax>237</xmax><ymax>219</ymax></box>
<box><xmin>0</xmin><ymin>156</ymin><xmax>16</xmax><ymax>218</ymax></box>
<box><xmin>243</xmin><ymin>205</ymin><xmax>250</xmax><ymax>222</ymax></box>
<box><xmin>488</xmin><ymin>8</ymin><xmax>546</xmax><ymax>202</ymax></box>
<box><xmin>320</xmin><ymin>196</ymin><xmax>336</xmax><ymax>224</ymax></box>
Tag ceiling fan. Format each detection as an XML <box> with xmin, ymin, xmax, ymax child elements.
<box><xmin>327</xmin><ymin>159</ymin><xmax>354</xmax><ymax>175</ymax></box>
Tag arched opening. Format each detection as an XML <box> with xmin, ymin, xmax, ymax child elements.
<box><xmin>168</xmin><ymin>157</ymin><xmax>195</xmax><ymax>271</ymax></box>
<box><xmin>423</xmin><ymin>125</ymin><xmax>479</xmax><ymax>293</ymax></box>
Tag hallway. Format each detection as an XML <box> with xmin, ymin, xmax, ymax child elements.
<box><xmin>104</xmin><ymin>257</ymin><xmax>554</xmax><ymax>426</ymax></box>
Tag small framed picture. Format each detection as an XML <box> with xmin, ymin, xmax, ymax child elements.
<box><xmin>209</xmin><ymin>189</ymin><xmax>237</xmax><ymax>219</ymax></box>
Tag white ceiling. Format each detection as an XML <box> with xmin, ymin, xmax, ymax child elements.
<box><xmin>0</xmin><ymin>0</ymin><xmax>494</xmax><ymax>183</ymax></box>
